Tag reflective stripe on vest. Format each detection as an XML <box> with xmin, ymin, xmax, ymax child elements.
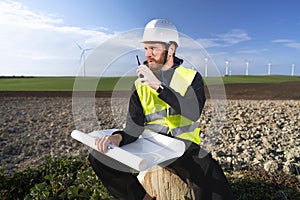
<box><xmin>135</xmin><ymin>66</ymin><xmax>201</xmax><ymax>144</ymax></box>
<box><xmin>144</xmin><ymin>121</ymin><xmax>200</xmax><ymax>136</ymax></box>
<box><xmin>145</xmin><ymin>108</ymin><xmax>179</xmax><ymax>122</ymax></box>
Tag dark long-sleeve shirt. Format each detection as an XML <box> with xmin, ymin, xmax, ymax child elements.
<box><xmin>114</xmin><ymin>61</ymin><xmax>206</xmax><ymax>146</ymax></box>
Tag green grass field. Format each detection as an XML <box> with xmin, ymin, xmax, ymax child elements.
<box><xmin>0</xmin><ymin>77</ymin><xmax>136</xmax><ymax>91</ymax></box>
<box><xmin>221</xmin><ymin>75</ymin><xmax>300</xmax><ymax>84</ymax></box>
<box><xmin>0</xmin><ymin>75</ymin><xmax>299</xmax><ymax>91</ymax></box>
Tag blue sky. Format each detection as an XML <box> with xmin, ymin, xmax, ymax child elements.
<box><xmin>0</xmin><ymin>0</ymin><xmax>300</xmax><ymax>76</ymax></box>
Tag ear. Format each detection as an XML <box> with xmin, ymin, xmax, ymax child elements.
<box><xmin>168</xmin><ymin>43</ymin><xmax>176</xmax><ymax>56</ymax></box>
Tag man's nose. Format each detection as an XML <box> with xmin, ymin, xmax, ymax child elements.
<box><xmin>145</xmin><ymin>49</ymin><xmax>153</xmax><ymax>57</ymax></box>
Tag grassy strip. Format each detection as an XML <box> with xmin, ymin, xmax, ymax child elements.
<box><xmin>1</xmin><ymin>156</ymin><xmax>299</xmax><ymax>199</ymax></box>
<box><xmin>222</xmin><ymin>75</ymin><xmax>300</xmax><ymax>84</ymax></box>
<box><xmin>0</xmin><ymin>75</ymin><xmax>299</xmax><ymax>91</ymax></box>
<box><xmin>0</xmin><ymin>77</ymin><xmax>75</xmax><ymax>91</ymax></box>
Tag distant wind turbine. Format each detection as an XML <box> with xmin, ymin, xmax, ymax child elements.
<box><xmin>75</xmin><ymin>41</ymin><xmax>93</xmax><ymax>77</ymax></box>
<box><xmin>268</xmin><ymin>62</ymin><xmax>272</xmax><ymax>75</ymax></box>
<box><xmin>245</xmin><ymin>60</ymin><xmax>250</xmax><ymax>76</ymax></box>
<box><xmin>291</xmin><ymin>63</ymin><xmax>295</xmax><ymax>76</ymax></box>
<box><xmin>204</xmin><ymin>57</ymin><xmax>208</xmax><ymax>77</ymax></box>
<box><xmin>225</xmin><ymin>60</ymin><xmax>230</xmax><ymax>76</ymax></box>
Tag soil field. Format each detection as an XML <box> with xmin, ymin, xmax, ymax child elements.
<box><xmin>1</xmin><ymin>81</ymin><xmax>299</xmax><ymax>100</ymax></box>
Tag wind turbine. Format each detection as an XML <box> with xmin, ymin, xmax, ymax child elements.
<box><xmin>75</xmin><ymin>41</ymin><xmax>93</xmax><ymax>77</ymax></box>
<box><xmin>291</xmin><ymin>63</ymin><xmax>295</xmax><ymax>76</ymax></box>
<box><xmin>267</xmin><ymin>62</ymin><xmax>272</xmax><ymax>75</ymax></box>
<box><xmin>225</xmin><ymin>60</ymin><xmax>230</xmax><ymax>76</ymax></box>
<box><xmin>204</xmin><ymin>57</ymin><xmax>208</xmax><ymax>77</ymax></box>
<box><xmin>245</xmin><ymin>60</ymin><xmax>250</xmax><ymax>76</ymax></box>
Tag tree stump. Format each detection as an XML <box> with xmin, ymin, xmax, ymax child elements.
<box><xmin>138</xmin><ymin>166</ymin><xmax>195</xmax><ymax>200</ymax></box>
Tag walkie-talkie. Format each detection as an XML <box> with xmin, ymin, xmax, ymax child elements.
<box><xmin>136</xmin><ymin>55</ymin><xmax>141</xmax><ymax>65</ymax></box>
<box><xmin>136</xmin><ymin>55</ymin><xmax>144</xmax><ymax>78</ymax></box>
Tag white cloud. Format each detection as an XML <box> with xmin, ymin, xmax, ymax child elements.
<box><xmin>272</xmin><ymin>39</ymin><xmax>300</xmax><ymax>50</ymax></box>
<box><xmin>272</xmin><ymin>39</ymin><xmax>293</xmax><ymax>43</ymax></box>
<box><xmin>214</xmin><ymin>29</ymin><xmax>251</xmax><ymax>45</ymax></box>
<box><xmin>0</xmin><ymin>1</ymin><xmax>63</xmax><ymax>27</ymax></box>
<box><xmin>196</xmin><ymin>38</ymin><xmax>222</xmax><ymax>48</ymax></box>
<box><xmin>285</xmin><ymin>42</ymin><xmax>300</xmax><ymax>49</ymax></box>
<box><xmin>236</xmin><ymin>48</ymin><xmax>269</xmax><ymax>54</ymax></box>
<box><xmin>0</xmin><ymin>1</ymin><xmax>116</xmax><ymax>76</ymax></box>
<box><xmin>193</xmin><ymin>29</ymin><xmax>251</xmax><ymax>49</ymax></box>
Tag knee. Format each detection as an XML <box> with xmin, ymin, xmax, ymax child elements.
<box><xmin>88</xmin><ymin>151</ymin><xmax>104</xmax><ymax>170</ymax></box>
<box><xmin>88</xmin><ymin>151</ymin><xmax>96</xmax><ymax>166</ymax></box>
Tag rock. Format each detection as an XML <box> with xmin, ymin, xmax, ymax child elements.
<box><xmin>5</xmin><ymin>163</ymin><xmax>16</xmax><ymax>170</ymax></box>
<box><xmin>283</xmin><ymin>162</ymin><xmax>300</xmax><ymax>176</ymax></box>
<box><xmin>235</xmin><ymin>133</ymin><xmax>241</xmax><ymax>142</ymax></box>
<box><xmin>255</xmin><ymin>153</ymin><xmax>263</xmax><ymax>161</ymax></box>
<box><xmin>8</xmin><ymin>127</ymin><xmax>15</xmax><ymax>133</ymax></box>
<box><xmin>2</xmin><ymin>145</ymin><xmax>21</xmax><ymax>155</ymax></box>
<box><xmin>216</xmin><ymin>151</ymin><xmax>226</xmax><ymax>157</ymax></box>
<box><xmin>259</xmin><ymin>148</ymin><xmax>267</xmax><ymax>155</ymax></box>
<box><xmin>234</xmin><ymin>146</ymin><xmax>243</xmax><ymax>153</ymax></box>
<box><xmin>264</xmin><ymin>160</ymin><xmax>278</xmax><ymax>173</ymax></box>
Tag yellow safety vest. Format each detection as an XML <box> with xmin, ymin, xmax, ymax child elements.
<box><xmin>135</xmin><ymin>66</ymin><xmax>201</xmax><ymax>144</ymax></box>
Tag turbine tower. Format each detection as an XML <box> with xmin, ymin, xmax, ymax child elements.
<box><xmin>291</xmin><ymin>63</ymin><xmax>295</xmax><ymax>76</ymax></box>
<box><xmin>204</xmin><ymin>57</ymin><xmax>208</xmax><ymax>77</ymax></box>
<box><xmin>245</xmin><ymin>61</ymin><xmax>249</xmax><ymax>76</ymax></box>
<box><xmin>225</xmin><ymin>60</ymin><xmax>229</xmax><ymax>76</ymax></box>
<box><xmin>268</xmin><ymin>62</ymin><xmax>271</xmax><ymax>75</ymax></box>
<box><xmin>75</xmin><ymin>41</ymin><xmax>93</xmax><ymax>77</ymax></box>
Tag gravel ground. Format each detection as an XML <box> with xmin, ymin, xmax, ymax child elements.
<box><xmin>0</xmin><ymin>97</ymin><xmax>299</xmax><ymax>182</ymax></box>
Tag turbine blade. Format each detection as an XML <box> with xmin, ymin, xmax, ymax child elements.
<box><xmin>79</xmin><ymin>51</ymin><xmax>84</xmax><ymax>63</ymax></box>
<box><xmin>74</xmin><ymin>41</ymin><xmax>83</xmax><ymax>50</ymax></box>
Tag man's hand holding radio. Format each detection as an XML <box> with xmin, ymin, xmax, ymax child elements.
<box><xmin>137</xmin><ymin>65</ymin><xmax>161</xmax><ymax>91</ymax></box>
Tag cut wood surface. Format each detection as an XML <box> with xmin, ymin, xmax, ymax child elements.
<box><xmin>138</xmin><ymin>166</ymin><xmax>195</xmax><ymax>200</ymax></box>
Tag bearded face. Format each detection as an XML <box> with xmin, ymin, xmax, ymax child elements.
<box><xmin>144</xmin><ymin>42</ymin><xmax>166</xmax><ymax>71</ymax></box>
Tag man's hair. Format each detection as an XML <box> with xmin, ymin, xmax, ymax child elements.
<box><xmin>170</xmin><ymin>41</ymin><xmax>178</xmax><ymax>49</ymax></box>
<box><xmin>169</xmin><ymin>41</ymin><xmax>177</xmax><ymax>57</ymax></box>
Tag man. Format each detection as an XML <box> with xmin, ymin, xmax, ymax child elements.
<box><xmin>89</xmin><ymin>19</ymin><xmax>234</xmax><ymax>200</ymax></box>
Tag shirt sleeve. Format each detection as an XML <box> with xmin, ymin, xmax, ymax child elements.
<box><xmin>158</xmin><ymin>72</ymin><xmax>206</xmax><ymax>121</ymax></box>
<box><xmin>112</xmin><ymin>87</ymin><xmax>145</xmax><ymax>146</ymax></box>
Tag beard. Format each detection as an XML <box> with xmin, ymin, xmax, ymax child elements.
<box><xmin>147</xmin><ymin>52</ymin><xmax>166</xmax><ymax>71</ymax></box>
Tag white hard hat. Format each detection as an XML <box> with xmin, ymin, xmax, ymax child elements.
<box><xmin>142</xmin><ymin>19</ymin><xmax>180</xmax><ymax>46</ymax></box>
